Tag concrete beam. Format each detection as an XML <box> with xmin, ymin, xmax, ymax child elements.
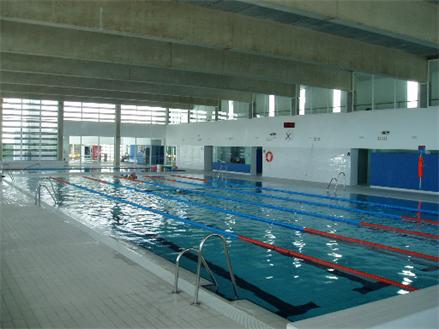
<box><xmin>241</xmin><ymin>0</ymin><xmax>438</xmax><ymax>49</ymax></box>
<box><xmin>0</xmin><ymin>71</ymin><xmax>253</xmax><ymax>103</ymax></box>
<box><xmin>0</xmin><ymin>0</ymin><xmax>427</xmax><ymax>80</ymax></box>
<box><xmin>0</xmin><ymin>20</ymin><xmax>353</xmax><ymax>90</ymax></box>
<box><xmin>0</xmin><ymin>84</ymin><xmax>214</xmax><ymax>108</ymax></box>
<box><xmin>0</xmin><ymin>53</ymin><xmax>298</xmax><ymax>98</ymax></box>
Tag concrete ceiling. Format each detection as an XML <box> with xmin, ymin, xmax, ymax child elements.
<box><xmin>0</xmin><ymin>0</ymin><xmax>435</xmax><ymax>106</ymax></box>
<box><xmin>186</xmin><ymin>0</ymin><xmax>438</xmax><ymax>57</ymax></box>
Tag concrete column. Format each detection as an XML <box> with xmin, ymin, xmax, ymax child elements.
<box><xmin>250</xmin><ymin>94</ymin><xmax>256</xmax><ymax>118</ymax></box>
<box><xmin>250</xmin><ymin>147</ymin><xmax>259</xmax><ymax>176</ymax></box>
<box><xmin>63</xmin><ymin>136</ymin><xmax>69</xmax><ymax>162</ymax></box>
<box><xmin>419</xmin><ymin>82</ymin><xmax>428</xmax><ymax>108</ymax></box>
<box><xmin>215</xmin><ymin>101</ymin><xmax>220</xmax><ymax>121</ymax></box>
<box><xmin>0</xmin><ymin>98</ymin><xmax>3</xmax><ymax>161</ymax></box>
<box><xmin>114</xmin><ymin>103</ymin><xmax>121</xmax><ymax>168</ymax></box>
<box><xmin>291</xmin><ymin>84</ymin><xmax>299</xmax><ymax>115</ymax></box>
<box><xmin>347</xmin><ymin>91</ymin><xmax>354</xmax><ymax>113</ymax></box>
<box><xmin>204</xmin><ymin>145</ymin><xmax>213</xmax><ymax>172</ymax></box>
<box><xmin>165</xmin><ymin>107</ymin><xmax>170</xmax><ymax>124</ymax></box>
<box><xmin>57</xmin><ymin>100</ymin><xmax>64</xmax><ymax>160</ymax></box>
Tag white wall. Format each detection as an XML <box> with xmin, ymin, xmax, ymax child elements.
<box><xmin>176</xmin><ymin>145</ymin><xmax>205</xmax><ymax>170</ymax></box>
<box><xmin>262</xmin><ymin>147</ymin><xmax>350</xmax><ymax>183</ymax></box>
<box><xmin>166</xmin><ymin>107</ymin><xmax>439</xmax><ymax>184</ymax></box>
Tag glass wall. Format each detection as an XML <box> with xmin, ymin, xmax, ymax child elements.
<box><xmin>67</xmin><ymin>136</ymin><xmax>114</xmax><ymax>165</ymax></box>
<box><xmin>190</xmin><ymin>105</ymin><xmax>216</xmax><ymax>123</ymax></box>
<box><xmin>2</xmin><ymin>98</ymin><xmax>58</xmax><ymax>160</ymax></box>
<box><xmin>353</xmin><ymin>73</ymin><xmax>419</xmax><ymax>111</ymax></box>
<box><xmin>299</xmin><ymin>86</ymin><xmax>347</xmax><ymax>115</ymax></box>
<box><xmin>120</xmin><ymin>137</ymin><xmax>151</xmax><ymax>165</ymax></box>
<box><xmin>169</xmin><ymin>108</ymin><xmax>189</xmax><ymax>125</ymax></box>
<box><xmin>165</xmin><ymin>146</ymin><xmax>177</xmax><ymax>167</ymax></box>
<box><xmin>213</xmin><ymin>146</ymin><xmax>252</xmax><ymax>173</ymax></box>
<box><xmin>121</xmin><ymin>105</ymin><xmax>166</xmax><ymax>125</ymax></box>
<box><xmin>218</xmin><ymin>100</ymin><xmax>250</xmax><ymax>120</ymax></box>
<box><xmin>64</xmin><ymin>102</ymin><xmax>115</xmax><ymax>122</ymax></box>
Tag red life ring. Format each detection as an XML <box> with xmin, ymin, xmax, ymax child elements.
<box><xmin>265</xmin><ymin>151</ymin><xmax>273</xmax><ymax>162</ymax></box>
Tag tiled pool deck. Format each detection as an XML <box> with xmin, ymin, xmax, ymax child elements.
<box><xmin>1</xmin><ymin>182</ymin><xmax>281</xmax><ymax>329</ymax></box>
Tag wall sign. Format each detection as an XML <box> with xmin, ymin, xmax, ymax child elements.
<box><xmin>283</xmin><ymin>122</ymin><xmax>295</xmax><ymax>128</ymax></box>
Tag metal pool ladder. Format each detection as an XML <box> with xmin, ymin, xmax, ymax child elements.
<box><xmin>327</xmin><ymin>171</ymin><xmax>346</xmax><ymax>194</ymax></box>
<box><xmin>35</xmin><ymin>179</ymin><xmax>60</xmax><ymax>206</ymax></box>
<box><xmin>173</xmin><ymin>233</ymin><xmax>239</xmax><ymax>305</ymax></box>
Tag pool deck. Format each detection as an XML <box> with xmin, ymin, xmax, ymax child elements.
<box><xmin>1</xmin><ymin>181</ymin><xmax>285</xmax><ymax>329</ymax></box>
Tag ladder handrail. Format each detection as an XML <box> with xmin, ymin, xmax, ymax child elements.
<box><xmin>337</xmin><ymin>171</ymin><xmax>346</xmax><ymax>191</ymax></box>
<box><xmin>193</xmin><ymin>233</ymin><xmax>238</xmax><ymax>304</ymax></box>
<box><xmin>35</xmin><ymin>182</ymin><xmax>58</xmax><ymax>206</ymax></box>
<box><xmin>326</xmin><ymin>177</ymin><xmax>337</xmax><ymax>194</ymax></box>
<box><xmin>173</xmin><ymin>248</ymin><xmax>218</xmax><ymax>294</ymax></box>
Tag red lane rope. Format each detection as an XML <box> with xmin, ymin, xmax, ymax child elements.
<box><xmin>304</xmin><ymin>228</ymin><xmax>439</xmax><ymax>262</ymax></box>
<box><xmin>85</xmin><ymin>176</ymin><xmax>439</xmax><ymax>262</ymax></box>
<box><xmin>361</xmin><ymin>222</ymin><xmax>439</xmax><ymax>239</ymax></box>
<box><xmin>52</xmin><ymin>176</ymin><xmax>417</xmax><ymax>292</ymax></box>
<box><xmin>239</xmin><ymin>235</ymin><xmax>417</xmax><ymax>292</ymax></box>
<box><xmin>144</xmin><ymin>175</ymin><xmax>177</xmax><ymax>182</ymax></box>
<box><xmin>402</xmin><ymin>216</ymin><xmax>439</xmax><ymax>226</ymax></box>
<box><xmin>170</xmin><ymin>174</ymin><xmax>208</xmax><ymax>182</ymax></box>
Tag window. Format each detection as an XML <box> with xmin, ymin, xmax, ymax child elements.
<box><xmin>268</xmin><ymin>95</ymin><xmax>275</xmax><ymax>117</ymax></box>
<box><xmin>2</xmin><ymin>98</ymin><xmax>58</xmax><ymax>160</ymax></box>
<box><xmin>64</xmin><ymin>102</ymin><xmax>115</xmax><ymax>122</ymax></box>
<box><xmin>121</xmin><ymin>105</ymin><xmax>166</xmax><ymax>125</ymax></box>
<box><xmin>333</xmin><ymin>90</ymin><xmax>341</xmax><ymax>113</ymax></box>
<box><xmin>190</xmin><ymin>105</ymin><xmax>216</xmax><ymax>123</ymax></box>
<box><xmin>407</xmin><ymin>81</ymin><xmax>419</xmax><ymax>108</ymax></box>
<box><xmin>299</xmin><ymin>88</ymin><xmax>306</xmax><ymax>115</ymax></box>
<box><xmin>169</xmin><ymin>108</ymin><xmax>189</xmax><ymax>125</ymax></box>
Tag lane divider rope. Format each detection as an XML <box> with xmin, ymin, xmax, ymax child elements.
<box><xmin>134</xmin><ymin>176</ymin><xmax>439</xmax><ymax>240</ymax></box>
<box><xmin>50</xmin><ymin>176</ymin><xmax>417</xmax><ymax>292</ymax></box>
<box><xmin>83</xmin><ymin>175</ymin><xmax>439</xmax><ymax>262</ymax></box>
<box><xmin>192</xmin><ymin>173</ymin><xmax>439</xmax><ymax>216</ymax></box>
<box><xmin>171</xmin><ymin>175</ymin><xmax>439</xmax><ymax>225</ymax></box>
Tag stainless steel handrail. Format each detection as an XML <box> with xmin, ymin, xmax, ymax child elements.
<box><xmin>35</xmin><ymin>183</ymin><xmax>58</xmax><ymax>206</ymax></box>
<box><xmin>337</xmin><ymin>172</ymin><xmax>346</xmax><ymax>191</ymax></box>
<box><xmin>7</xmin><ymin>171</ymin><xmax>15</xmax><ymax>182</ymax></box>
<box><xmin>326</xmin><ymin>177</ymin><xmax>337</xmax><ymax>194</ymax></box>
<box><xmin>173</xmin><ymin>248</ymin><xmax>218</xmax><ymax>294</ymax></box>
<box><xmin>193</xmin><ymin>233</ymin><xmax>238</xmax><ymax>305</ymax></box>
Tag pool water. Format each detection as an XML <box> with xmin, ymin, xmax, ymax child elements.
<box><xmin>12</xmin><ymin>173</ymin><xmax>439</xmax><ymax>321</ymax></box>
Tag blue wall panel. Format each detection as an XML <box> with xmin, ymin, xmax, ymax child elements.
<box><xmin>212</xmin><ymin>162</ymin><xmax>251</xmax><ymax>173</ymax></box>
<box><xmin>370</xmin><ymin>152</ymin><xmax>439</xmax><ymax>192</ymax></box>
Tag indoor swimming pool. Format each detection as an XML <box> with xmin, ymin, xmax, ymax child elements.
<box><xmin>8</xmin><ymin>172</ymin><xmax>439</xmax><ymax>322</ymax></box>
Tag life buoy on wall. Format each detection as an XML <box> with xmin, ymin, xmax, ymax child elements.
<box><xmin>265</xmin><ymin>151</ymin><xmax>273</xmax><ymax>162</ymax></box>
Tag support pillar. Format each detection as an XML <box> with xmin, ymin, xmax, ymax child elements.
<box><xmin>215</xmin><ymin>101</ymin><xmax>220</xmax><ymax>121</ymax></box>
<box><xmin>114</xmin><ymin>103</ymin><xmax>121</xmax><ymax>168</ymax></box>
<box><xmin>291</xmin><ymin>84</ymin><xmax>299</xmax><ymax>116</ymax></box>
<box><xmin>419</xmin><ymin>82</ymin><xmax>428</xmax><ymax>108</ymax></box>
<box><xmin>0</xmin><ymin>98</ymin><xmax>3</xmax><ymax>161</ymax></box>
<box><xmin>57</xmin><ymin>100</ymin><xmax>64</xmax><ymax>160</ymax></box>
<box><xmin>347</xmin><ymin>91</ymin><xmax>354</xmax><ymax>113</ymax></box>
<box><xmin>204</xmin><ymin>145</ymin><xmax>213</xmax><ymax>172</ymax></box>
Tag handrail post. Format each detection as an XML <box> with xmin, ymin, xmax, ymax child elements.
<box><xmin>193</xmin><ymin>233</ymin><xmax>239</xmax><ymax>304</ymax></box>
<box><xmin>193</xmin><ymin>250</ymin><xmax>203</xmax><ymax>305</ymax></box>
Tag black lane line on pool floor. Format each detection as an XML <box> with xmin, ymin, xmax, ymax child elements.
<box><xmin>112</xmin><ymin>225</ymin><xmax>319</xmax><ymax>318</ymax></box>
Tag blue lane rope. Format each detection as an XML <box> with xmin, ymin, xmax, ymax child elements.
<box><xmin>117</xmin><ymin>177</ymin><xmax>361</xmax><ymax>226</ymax></box>
<box><xmin>207</xmin><ymin>175</ymin><xmax>439</xmax><ymax>216</ymax></box>
<box><xmin>64</xmin><ymin>181</ymin><xmax>237</xmax><ymax>239</ymax></box>
<box><xmin>87</xmin><ymin>177</ymin><xmax>306</xmax><ymax>232</ymax></box>
<box><xmin>161</xmin><ymin>178</ymin><xmax>418</xmax><ymax>223</ymax></box>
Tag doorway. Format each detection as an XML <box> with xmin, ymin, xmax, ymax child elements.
<box><xmin>357</xmin><ymin>149</ymin><xmax>369</xmax><ymax>185</ymax></box>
